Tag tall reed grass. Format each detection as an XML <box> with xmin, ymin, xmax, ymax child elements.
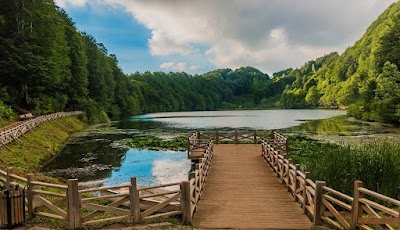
<box><xmin>289</xmin><ymin>136</ymin><xmax>400</xmax><ymax>199</ymax></box>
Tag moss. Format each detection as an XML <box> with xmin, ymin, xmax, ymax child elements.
<box><xmin>0</xmin><ymin>116</ymin><xmax>88</xmax><ymax>174</ymax></box>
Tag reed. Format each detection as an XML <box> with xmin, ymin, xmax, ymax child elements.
<box><xmin>289</xmin><ymin>135</ymin><xmax>400</xmax><ymax>199</ymax></box>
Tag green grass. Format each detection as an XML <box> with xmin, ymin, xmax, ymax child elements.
<box><xmin>288</xmin><ymin>135</ymin><xmax>400</xmax><ymax>199</ymax></box>
<box><xmin>0</xmin><ymin>116</ymin><xmax>88</xmax><ymax>174</ymax></box>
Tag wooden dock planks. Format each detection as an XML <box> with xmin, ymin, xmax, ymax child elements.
<box><xmin>193</xmin><ymin>144</ymin><xmax>312</xmax><ymax>229</ymax></box>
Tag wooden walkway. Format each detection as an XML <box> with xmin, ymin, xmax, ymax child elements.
<box><xmin>193</xmin><ymin>144</ymin><xmax>312</xmax><ymax>229</ymax></box>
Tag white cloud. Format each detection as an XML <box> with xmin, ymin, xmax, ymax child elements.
<box><xmin>58</xmin><ymin>0</ymin><xmax>398</xmax><ymax>74</ymax></box>
<box><xmin>55</xmin><ymin>0</ymin><xmax>88</xmax><ymax>8</ymax></box>
<box><xmin>160</xmin><ymin>62</ymin><xmax>200</xmax><ymax>72</ymax></box>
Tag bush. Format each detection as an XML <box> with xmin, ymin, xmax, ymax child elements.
<box><xmin>347</xmin><ymin>103</ymin><xmax>363</xmax><ymax>119</ymax></box>
<box><xmin>0</xmin><ymin>99</ymin><xmax>14</xmax><ymax>119</ymax></box>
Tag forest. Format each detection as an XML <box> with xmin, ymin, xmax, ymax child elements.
<box><xmin>0</xmin><ymin>1</ymin><xmax>399</xmax><ymax>125</ymax></box>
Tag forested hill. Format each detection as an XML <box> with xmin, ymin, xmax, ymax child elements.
<box><xmin>0</xmin><ymin>1</ymin><xmax>269</xmax><ymax>123</ymax></box>
<box><xmin>274</xmin><ymin>2</ymin><xmax>400</xmax><ymax>125</ymax></box>
<box><xmin>1</xmin><ymin>1</ymin><xmax>400</xmax><ymax>125</ymax></box>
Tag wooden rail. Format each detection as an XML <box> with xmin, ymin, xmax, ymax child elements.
<box><xmin>262</xmin><ymin>134</ymin><xmax>400</xmax><ymax>230</ymax></box>
<box><xmin>187</xmin><ymin>140</ymin><xmax>213</xmax><ymax>218</ymax></box>
<box><xmin>0</xmin><ymin>111</ymin><xmax>82</xmax><ymax>148</ymax></box>
<box><xmin>0</xmin><ymin>163</ymin><xmax>200</xmax><ymax>229</ymax></box>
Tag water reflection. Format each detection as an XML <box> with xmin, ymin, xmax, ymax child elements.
<box><xmin>43</xmin><ymin>109</ymin><xmax>347</xmax><ymax>187</ymax></box>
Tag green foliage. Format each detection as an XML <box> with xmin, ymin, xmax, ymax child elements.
<box><xmin>289</xmin><ymin>135</ymin><xmax>400</xmax><ymax>198</ymax></box>
<box><xmin>0</xmin><ymin>99</ymin><xmax>14</xmax><ymax>119</ymax></box>
<box><xmin>119</xmin><ymin>136</ymin><xmax>188</xmax><ymax>151</ymax></box>
<box><xmin>265</xmin><ymin>2</ymin><xmax>400</xmax><ymax>125</ymax></box>
<box><xmin>1</xmin><ymin>1</ymin><xmax>400</xmax><ymax>126</ymax></box>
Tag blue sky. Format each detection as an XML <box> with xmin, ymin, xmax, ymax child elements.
<box><xmin>57</xmin><ymin>0</ymin><xmax>397</xmax><ymax>75</ymax></box>
<box><xmin>63</xmin><ymin>3</ymin><xmax>160</xmax><ymax>73</ymax></box>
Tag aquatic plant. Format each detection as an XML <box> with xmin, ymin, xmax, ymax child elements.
<box><xmin>119</xmin><ymin>136</ymin><xmax>188</xmax><ymax>151</ymax></box>
<box><xmin>289</xmin><ymin>135</ymin><xmax>400</xmax><ymax>199</ymax></box>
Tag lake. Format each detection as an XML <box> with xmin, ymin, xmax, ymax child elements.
<box><xmin>43</xmin><ymin>109</ymin><xmax>346</xmax><ymax>187</ymax></box>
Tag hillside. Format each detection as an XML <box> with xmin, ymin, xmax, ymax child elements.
<box><xmin>0</xmin><ymin>1</ymin><xmax>269</xmax><ymax>122</ymax></box>
<box><xmin>0</xmin><ymin>1</ymin><xmax>399</xmax><ymax>125</ymax></box>
<box><xmin>271</xmin><ymin>2</ymin><xmax>400</xmax><ymax>124</ymax></box>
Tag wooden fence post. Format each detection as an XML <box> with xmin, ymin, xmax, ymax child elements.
<box><xmin>253</xmin><ymin>130</ymin><xmax>257</xmax><ymax>144</ymax></box>
<box><xmin>216</xmin><ymin>130</ymin><xmax>219</xmax><ymax>144</ymax></box>
<box><xmin>313</xmin><ymin>181</ymin><xmax>326</xmax><ymax>227</ymax></box>
<box><xmin>67</xmin><ymin>179</ymin><xmax>82</xmax><ymax>229</ymax></box>
<box><xmin>285</xmin><ymin>139</ymin><xmax>289</xmax><ymax>153</ymax></box>
<box><xmin>130</xmin><ymin>177</ymin><xmax>141</xmax><ymax>223</ymax></box>
<box><xmin>287</xmin><ymin>159</ymin><xmax>293</xmax><ymax>192</ymax></box>
<box><xmin>303</xmin><ymin>172</ymin><xmax>310</xmax><ymax>213</ymax></box>
<box><xmin>350</xmin><ymin>181</ymin><xmax>363</xmax><ymax>229</ymax></box>
<box><xmin>235</xmin><ymin>130</ymin><xmax>238</xmax><ymax>144</ymax></box>
<box><xmin>294</xmin><ymin>164</ymin><xmax>300</xmax><ymax>202</ymax></box>
<box><xmin>6</xmin><ymin>167</ymin><xmax>13</xmax><ymax>190</ymax></box>
<box><xmin>26</xmin><ymin>174</ymin><xmax>34</xmax><ymax>219</ymax></box>
<box><xmin>181</xmin><ymin>181</ymin><xmax>192</xmax><ymax>223</ymax></box>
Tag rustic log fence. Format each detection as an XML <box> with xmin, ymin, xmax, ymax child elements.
<box><xmin>188</xmin><ymin>130</ymin><xmax>267</xmax><ymax>158</ymax></box>
<box><xmin>0</xmin><ymin>139</ymin><xmax>214</xmax><ymax>229</ymax></box>
<box><xmin>262</xmin><ymin>135</ymin><xmax>400</xmax><ymax>229</ymax></box>
<box><xmin>0</xmin><ymin>111</ymin><xmax>82</xmax><ymax>148</ymax></box>
<box><xmin>187</xmin><ymin>140</ymin><xmax>214</xmax><ymax>219</ymax></box>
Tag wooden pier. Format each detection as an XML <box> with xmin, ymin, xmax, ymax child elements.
<box><xmin>1</xmin><ymin>130</ymin><xmax>399</xmax><ymax>229</ymax></box>
<box><xmin>193</xmin><ymin>144</ymin><xmax>312</xmax><ymax>229</ymax></box>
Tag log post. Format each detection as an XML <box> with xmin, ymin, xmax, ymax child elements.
<box><xmin>67</xmin><ymin>179</ymin><xmax>81</xmax><ymax>229</ymax></box>
<box><xmin>187</xmin><ymin>137</ymin><xmax>191</xmax><ymax>154</ymax></box>
<box><xmin>293</xmin><ymin>164</ymin><xmax>300</xmax><ymax>201</ymax></box>
<box><xmin>181</xmin><ymin>181</ymin><xmax>192</xmax><ymax>223</ymax></box>
<box><xmin>303</xmin><ymin>172</ymin><xmax>310</xmax><ymax>214</ymax></box>
<box><xmin>235</xmin><ymin>130</ymin><xmax>238</xmax><ymax>144</ymax></box>
<box><xmin>130</xmin><ymin>177</ymin><xmax>141</xmax><ymax>223</ymax></box>
<box><xmin>6</xmin><ymin>167</ymin><xmax>13</xmax><ymax>190</ymax></box>
<box><xmin>313</xmin><ymin>181</ymin><xmax>326</xmax><ymax>227</ymax></box>
<box><xmin>287</xmin><ymin>159</ymin><xmax>293</xmax><ymax>191</ymax></box>
<box><xmin>253</xmin><ymin>130</ymin><xmax>257</xmax><ymax>144</ymax></box>
<box><xmin>350</xmin><ymin>181</ymin><xmax>363</xmax><ymax>229</ymax></box>
<box><xmin>26</xmin><ymin>174</ymin><xmax>34</xmax><ymax>219</ymax></box>
<box><xmin>285</xmin><ymin>139</ymin><xmax>289</xmax><ymax>153</ymax></box>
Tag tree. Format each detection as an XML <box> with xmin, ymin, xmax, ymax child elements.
<box><xmin>305</xmin><ymin>86</ymin><xmax>320</xmax><ymax>107</ymax></box>
<box><xmin>374</xmin><ymin>62</ymin><xmax>400</xmax><ymax>124</ymax></box>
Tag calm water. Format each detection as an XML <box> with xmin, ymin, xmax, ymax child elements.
<box><xmin>43</xmin><ymin>109</ymin><xmax>346</xmax><ymax>187</ymax></box>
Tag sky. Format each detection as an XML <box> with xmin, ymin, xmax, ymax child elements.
<box><xmin>55</xmin><ymin>0</ymin><xmax>398</xmax><ymax>75</ymax></box>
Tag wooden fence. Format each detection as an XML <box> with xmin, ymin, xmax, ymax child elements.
<box><xmin>188</xmin><ymin>130</ymin><xmax>269</xmax><ymax>158</ymax></box>
<box><xmin>262</xmin><ymin>135</ymin><xmax>400</xmax><ymax>230</ymax></box>
<box><xmin>186</xmin><ymin>140</ymin><xmax>214</xmax><ymax>219</ymax></box>
<box><xmin>0</xmin><ymin>111</ymin><xmax>82</xmax><ymax>148</ymax></box>
<box><xmin>0</xmin><ymin>140</ymin><xmax>214</xmax><ymax>230</ymax></box>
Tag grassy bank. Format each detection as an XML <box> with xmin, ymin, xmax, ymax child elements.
<box><xmin>0</xmin><ymin>116</ymin><xmax>88</xmax><ymax>175</ymax></box>
<box><xmin>289</xmin><ymin>135</ymin><xmax>400</xmax><ymax>199</ymax></box>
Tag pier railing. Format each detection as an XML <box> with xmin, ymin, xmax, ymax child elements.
<box><xmin>186</xmin><ymin>140</ymin><xmax>214</xmax><ymax>219</ymax></box>
<box><xmin>0</xmin><ymin>166</ymin><xmax>197</xmax><ymax>229</ymax></box>
<box><xmin>0</xmin><ymin>111</ymin><xmax>82</xmax><ymax>148</ymax></box>
<box><xmin>0</xmin><ymin>140</ymin><xmax>215</xmax><ymax>229</ymax></box>
<box><xmin>188</xmin><ymin>130</ymin><xmax>272</xmax><ymax>158</ymax></box>
<box><xmin>262</xmin><ymin>134</ymin><xmax>400</xmax><ymax>229</ymax></box>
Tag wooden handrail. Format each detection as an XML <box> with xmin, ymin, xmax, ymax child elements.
<box><xmin>0</xmin><ymin>111</ymin><xmax>82</xmax><ymax>148</ymax></box>
<box><xmin>261</xmin><ymin>131</ymin><xmax>400</xmax><ymax>230</ymax></box>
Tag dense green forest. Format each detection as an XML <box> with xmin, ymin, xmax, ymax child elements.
<box><xmin>0</xmin><ymin>0</ymin><xmax>270</xmax><ymax>123</ymax></box>
<box><xmin>273</xmin><ymin>2</ymin><xmax>400</xmax><ymax>125</ymax></box>
<box><xmin>0</xmin><ymin>1</ymin><xmax>399</xmax><ymax>125</ymax></box>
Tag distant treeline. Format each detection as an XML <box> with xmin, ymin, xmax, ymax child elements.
<box><xmin>1</xmin><ymin>1</ymin><xmax>400</xmax><ymax>125</ymax></box>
